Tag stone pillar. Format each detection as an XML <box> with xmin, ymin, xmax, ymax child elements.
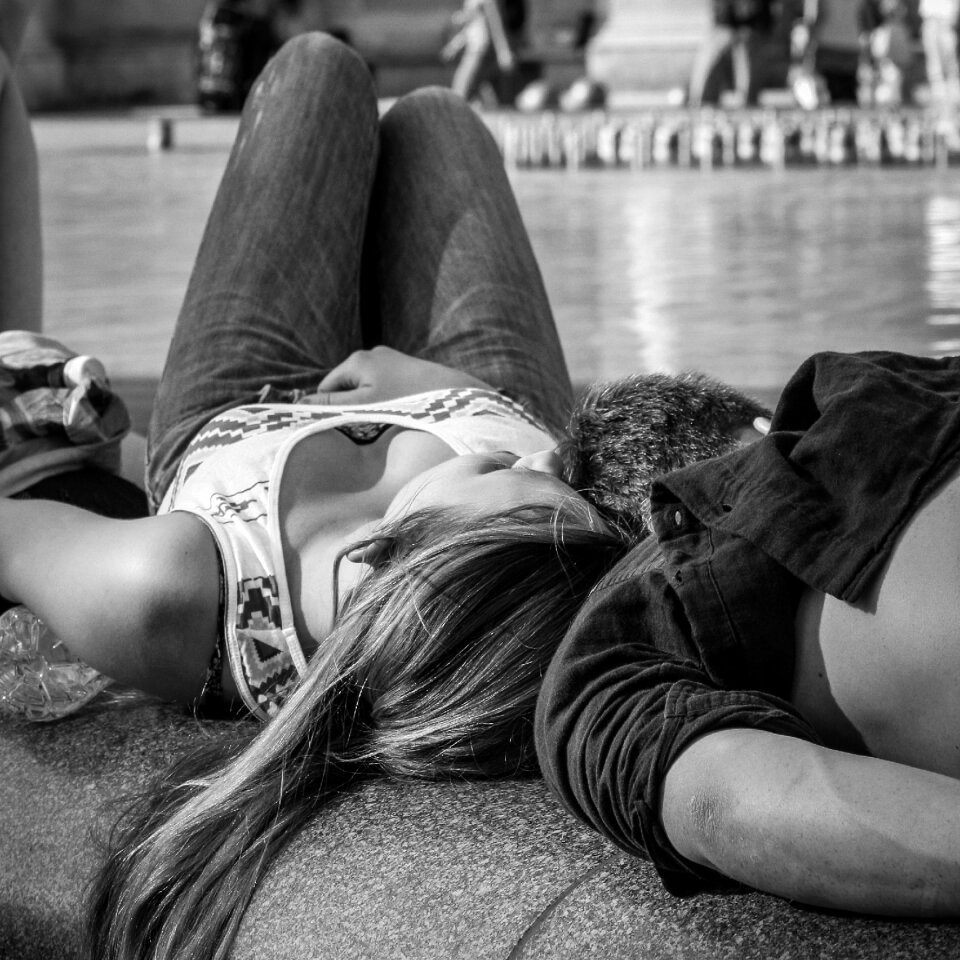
<box><xmin>587</xmin><ymin>0</ymin><xmax>710</xmax><ymax>96</ymax></box>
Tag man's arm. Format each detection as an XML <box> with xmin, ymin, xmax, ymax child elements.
<box><xmin>536</xmin><ymin>553</ymin><xmax>960</xmax><ymax>913</ymax></box>
<box><xmin>0</xmin><ymin>498</ymin><xmax>220</xmax><ymax>702</ymax></box>
<box><xmin>662</xmin><ymin>728</ymin><xmax>960</xmax><ymax>916</ymax></box>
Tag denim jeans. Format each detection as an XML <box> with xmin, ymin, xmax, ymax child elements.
<box><xmin>146</xmin><ymin>33</ymin><xmax>572</xmax><ymax>508</ymax></box>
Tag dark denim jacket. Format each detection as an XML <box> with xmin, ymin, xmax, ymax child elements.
<box><xmin>535</xmin><ymin>351</ymin><xmax>960</xmax><ymax>894</ymax></box>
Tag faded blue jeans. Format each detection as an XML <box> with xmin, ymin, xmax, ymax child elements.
<box><xmin>146</xmin><ymin>33</ymin><xmax>572</xmax><ymax>509</ymax></box>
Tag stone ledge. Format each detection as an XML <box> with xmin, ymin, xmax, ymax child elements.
<box><xmin>52</xmin><ymin>102</ymin><xmax>960</xmax><ymax>174</ymax></box>
<box><xmin>3</xmin><ymin>700</ymin><xmax>960</xmax><ymax>960</ymax></box>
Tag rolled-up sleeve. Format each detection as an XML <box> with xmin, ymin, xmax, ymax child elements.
<box><xmin>534</xmin><ymin>567</ymin><xmax>821</xmax><ymax>895</ymax></box>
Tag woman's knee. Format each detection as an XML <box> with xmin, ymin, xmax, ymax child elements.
<box><xmin>380</xmin><ymin>86</ymin><xmax>496</xmax><ymax>158</ymax></box>
<box><xmin>384</xmin><ymin>86</ymin><xmax>463</xmax><ymax>126</ymax></box>
<box><xmin>251</xmin><ymin>32</ymin><xmax>374</xmax><ymax>109</ymax></box>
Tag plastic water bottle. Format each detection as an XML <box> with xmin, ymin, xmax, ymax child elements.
<box><xmin>0</xmin><ymin>605</ymin><xmax>111</xmax><ymax>721</ymax></box>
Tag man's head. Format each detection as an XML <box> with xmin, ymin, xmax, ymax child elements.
<box><xmin>560</xmin><ymin>372</ymin><xmax>770</xmax><ymax>538</ymax></box>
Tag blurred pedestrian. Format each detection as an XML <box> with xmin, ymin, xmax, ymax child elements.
<box><xmin>786</xmin><ymin>0</ymin><xmax>832</xmax><ymax>108</ymax></box>
<box><xmin>688</xmin><ymin>0</ymin><xmax>774</xmax><ymax>108</ymax></box>
<box><xmin>919</xmin><ymin>0</ymin><xmax>960</xmax><ymax>106</ymax></box>
<box><xmin>857</xmin><ymin>0</ymin><xmax>906</xmax><ymax>105</ymax></box>
<box><xmin>196</xmin><ymin>0</ymin><xmax>281</xmax><ymax>112</ymax></box>
<box><xmin>443</xmin><ymin>0</ymin><xmax>525</xmax><ymax>105</ymax></box>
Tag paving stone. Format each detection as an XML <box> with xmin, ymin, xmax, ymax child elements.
<box><xmin>2</xmin><ymin>701</ymin><xmax>958</xmax><ymax>960</ymax></box>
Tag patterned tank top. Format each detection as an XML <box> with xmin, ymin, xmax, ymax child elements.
<box><xmin>159</xmin><ymin>388</ymin><xmax>555</xmax><ymax>719</ymax></box>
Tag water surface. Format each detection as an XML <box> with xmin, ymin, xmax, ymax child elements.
<box><xmin>36</xmin><ymin>117</ymin><xmax>960</xmax><ymax>399</ymax></box>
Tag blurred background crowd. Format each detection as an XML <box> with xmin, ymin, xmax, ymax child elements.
<box><xmin>11</xmin><ymin>0</ymin><xmax>960</xmax><ymax>115</ymax></box>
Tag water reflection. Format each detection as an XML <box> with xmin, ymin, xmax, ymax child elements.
<box><xmin>520</xmin><ymin>168</ymin><xmax>957</xmax><ymax>393</ymax></box>
<box><xmin>925</xmin><ymin>194</ymin><xmax>960</xmax><ymax>353</ymax></box>
<box><xmin>37</xmin><ymin>120</ymin><xmax>960</xmax><ymax>397</ymax></box>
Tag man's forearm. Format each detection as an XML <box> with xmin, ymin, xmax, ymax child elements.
<box><xmin>662</xmin><ymin>728</ymin><xmax>960</xmax><ymax>916</ymax></box>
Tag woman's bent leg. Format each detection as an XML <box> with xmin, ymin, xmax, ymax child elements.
<box><xmin>362</xmin><ymin>87</ymin><xmax>573</xmax><ymax>438</ymax></box>
<box><xmin>0</xmin><ymin>9</ymin><xmax>41</xmax><ymax>332</ymax></box>
<box><xmin>148</xmin><ymin>34</ymin><xmax>379</xmax><ymax>503</ymax></box>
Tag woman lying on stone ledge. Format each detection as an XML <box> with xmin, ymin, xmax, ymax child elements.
<box><xmin>6</xmin><ymin>9</ymin><xmax>960</xmax><ymax>960</ymax></box>
<box><xmin>1</xmin><ymin>12</ymin><xmax>624</xmax><ymax>721</ymax></box>
<box><xmin>1</xmin><ymin>13</ymin><xmax>631</xmax><ymax>956</ymax></box>
<box><xmin>0</xmin><ymin>15</ymin><xmax>739</xmax><ymax>960</ymax></box>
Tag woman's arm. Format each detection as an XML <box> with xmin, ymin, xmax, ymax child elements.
<box><xmin>662</xmin><ymin>728</ymin><xmax>960</xmax><ymax>916</ymax></box>
<box><xmin>0</xmin><ymin>498</ymin><xmax>220</xmax><ymax>702</ymax></box>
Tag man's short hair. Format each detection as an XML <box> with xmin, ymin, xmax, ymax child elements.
<box><xmin>560</xmin><ymin>372</ymin><xmax>770</xmax><ymax>539</ymax></box>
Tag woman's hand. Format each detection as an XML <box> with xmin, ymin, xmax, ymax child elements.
<box><xmin>308</xmin><ymin>347</ymin><xmax>493</xmax><ymax>405</ymax></box>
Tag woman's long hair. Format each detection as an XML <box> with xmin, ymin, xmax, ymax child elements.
<box><xmin>86</xmin><ymin>505</ymin><xmax>628</xmax><ymax>960</ymax></box>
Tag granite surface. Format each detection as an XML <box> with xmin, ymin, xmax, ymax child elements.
<box><xmin>1</xmin><ymin>699</ymin><xmax>959</xmax><ymax>960</ymax></box>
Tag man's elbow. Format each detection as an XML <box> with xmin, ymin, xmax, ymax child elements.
<box><xmin>659</xmin><ymin>728</ymin><xmax>793</xmax><ymax>876</ymax></box>
<box><xmin>661</xmin><ymin>759</ymin><xmax>739</xmax><ymax>873</ymax></box>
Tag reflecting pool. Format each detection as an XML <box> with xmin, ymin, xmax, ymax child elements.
<box><xmin>36</xmin><ymin>117</ymin><xmax>960</xmax><ymax>401</ymax></box>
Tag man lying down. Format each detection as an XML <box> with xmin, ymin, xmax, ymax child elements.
<box><xmin>546</xmin><ymin>350</ymin><xmax>960</xmax><ymax>918</ymax></box>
